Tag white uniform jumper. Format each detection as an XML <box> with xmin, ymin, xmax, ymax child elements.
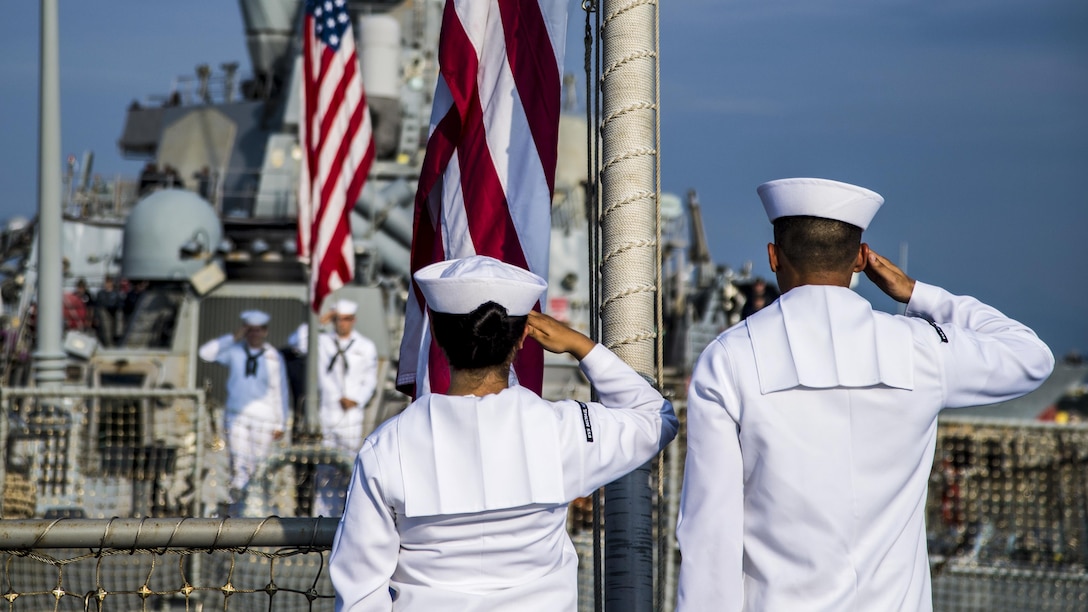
<box><xmin>330</xmin><ymin>345</ymin><xmax>678</xmax><ymax>611</ymax></box>
<box><xmin>198</xmin><ymin>335</ymin><xmax>290</xmax><ymax>496</ymax></box>
<box><xmin>677</xmin><ymin>282</ymin><xmax>1054</xmax><ymax>612</ymax></box>
<box><xmin>291</xmin><ymin>323</ymin><xmax>379</xmax><ymax>516</ymax></box>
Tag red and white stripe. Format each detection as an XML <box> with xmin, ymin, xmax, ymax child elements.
<box><xmin>297</xmin><ymin>6</ymin><xmax>376</xmax><ymax>312</ymax></box>
<box><xmin>397</xmin><ymin>0</ymin><xmax>568</xmax><ymax>397</ymax></box>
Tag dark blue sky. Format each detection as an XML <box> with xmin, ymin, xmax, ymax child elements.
<box><xmin>1</xmin><ymin>1</ymin><xmax>1085</xmax><ymax>356</ymax></box>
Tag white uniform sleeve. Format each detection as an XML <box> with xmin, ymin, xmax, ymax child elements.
<box><xmin>905</xmin><ymin>281</ymin><xmax>1054</xmax><ymax>408</ymax></box>
<box><xmin>566</xmin><ymin>345</ymin><xmax>678</xmax><ymax>497</ymax></box>
<box><xmin>331</xmin><ymin>442</ymin><xmax>399</xmax><ymax>612</ymax></box>
<box><xmin>345</xmin><ymin>337</ymin><xmax>378</xmax><ymax>407</ymax></box>
<box><xmin>676</xmin><ymin>338</ymin><xmax>744</xmax><ymax>612</ymax></box>
<box><xmin>197</xmin><ymin>334</ymin><xmax>235</xmax><ymax>364</ymax></box>
<box><xmin>288</xmin><ymin>323</ymin><xmax>309</xmax><ymax>354</ymax></box>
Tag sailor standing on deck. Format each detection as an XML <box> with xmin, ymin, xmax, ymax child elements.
<box><xmin>676</xmin><ymin>178</ymin><xmax>1055</xmax><ymax>612</ymax></box>
<box><xmin>198</xmin><ymin>310</ymin><xmax>290</xmax><ymax>508</ymax></box>
<box><xmin>329</xmin><ymin>256</ymin><xmax>678</xmax><ymax>611</ymax></box>
<box><xmin>289</xmin><ymin>299</ymin><xmax>378</xmax><ymax>516</ymax></box>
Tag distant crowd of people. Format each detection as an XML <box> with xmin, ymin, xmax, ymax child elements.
<box><xmin>138</xmin><ymin>163</ymin><xmax>185</xmax><ymax>194</ymax></box>
<box><xmin>62</xmin><ymin>276</ymin><xmax>149</xmax><ymax>346</ymax></box>
<box><xmin>138</xmin><ymin>163</ymin><xmax>213</xmax><ymax>199</ymax></box>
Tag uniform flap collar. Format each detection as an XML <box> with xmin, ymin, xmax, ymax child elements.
<box><xmin>398</xmin><ymin>387</ymin><xmax>566</xmax><ymax>517</ymax></box>
<box><xmin>747</xmin><ymin>286</ymin><xmax>914</xmax><ymax>393</ymax></box>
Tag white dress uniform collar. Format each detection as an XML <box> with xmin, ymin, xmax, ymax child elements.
<box><xmin>397</xmin><ymin>386</ymin><xmax>566</xmax><ymax>517</ymax></box>
<box><xmin>746</xmin><ymin>285</ymin><xmax>914</xmax><ymax>393</ymax></box>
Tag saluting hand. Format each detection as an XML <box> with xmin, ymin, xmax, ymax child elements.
<box><xmin>526</xmin><ymin>311</ymin><xmax>596</xmax><ymax>360</ymax></box>
<box><xmin>864</xmin><ymin>250</ymin><xmax>916</xmax><ymax>304</ymax></box>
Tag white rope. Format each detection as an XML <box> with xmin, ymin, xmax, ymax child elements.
<box><xmin>599</xmin><ymin>0</ymin><xmax>658</xmax><ymax>376</ymax></box>
<box><xmin>602</xmin><ymin>189</ymin><xmax>656</xmax><ymax>216</ymax></box>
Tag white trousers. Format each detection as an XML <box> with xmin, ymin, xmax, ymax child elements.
<box><xmin>224</xmin><ymin>409</ymin><xmax>280</xmax><ymax>495</ymax></box>
<box><xmin>314</xmin><ymin>404</ymin><xmax>365</xmax><ymax>516</ymax></box>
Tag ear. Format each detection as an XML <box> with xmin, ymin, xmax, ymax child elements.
<box><xmin>853</xmin><ymin>243</ymin><xmax>870</xmax><ymax>273</ymax></box>
<box><xmin>767</xmin><ymin>243</ymin><xmax>779</xmax><ymax>272</ymax></box>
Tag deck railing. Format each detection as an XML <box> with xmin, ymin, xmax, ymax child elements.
<box><xmin>3</xmin><ymin>390</ymin><xmax>1088</xmax><ymax>611</ymax></box>
<box><xmin>0</xmin><ymin>517</ymin><xmax>338</xmax><ymax>612</ymax></box>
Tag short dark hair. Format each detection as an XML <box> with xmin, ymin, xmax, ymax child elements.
<box><xmin>430</xmin><ymin>301</ymin><xmax>527</xmax><ymax>370</ymax></box>
<box><xmin>773</xmin><ymin>215</ymin><xmax>862</xmax><ymax>275</ymax></box>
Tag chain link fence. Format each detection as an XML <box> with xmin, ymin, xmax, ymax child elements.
<box><xmin>0</xmin><ymin>517</ymin><xmax>337</xmax><ymax>612</ymax></box>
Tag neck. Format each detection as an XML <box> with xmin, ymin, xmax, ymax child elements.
<box><xmin>447</xmin><ymin>366</ymin><xmax>510</xmax><ymax>397</ymax></box>
<box><xmin>770</xmin><ymin>242</ymin><xmax>867</xmax><ymax>293</ymax></box>
<box><xmin>775</xmin><ymin>269</ymin><xmax>853</xmax><ymax>293</ymax></box>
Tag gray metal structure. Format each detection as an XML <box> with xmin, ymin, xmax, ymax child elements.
<box><xmin>34</xmin><ymin>0</ymin><xmax>65</xmax><ymax>387</ymax></box>
<box><xmin>121</xmin><ymin>189</ymin><xmax>223</xmax><ymax>281</ymax></box>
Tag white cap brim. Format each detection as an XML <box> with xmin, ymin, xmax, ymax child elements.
<box><xmin>757</xmin><ymin>177</ymin><xmax>884</xmax><ymax>230</ymax></box>
<box><xmin>332</xmin><ymin>299</ymin><xmax>358</xmax><ymax>316</ymax></box>
<box><xmin>240</xmin><ymin>309</ymin><xmax>270</xmax><ymax>326</ymax></box>
<box><xmin>415</xmin><ymin>256</ymin><xmax>547</xmax><ymax>316</ymax></box>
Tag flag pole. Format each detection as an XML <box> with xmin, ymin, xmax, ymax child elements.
<box><xmin>599</xmin><ymin>0</ymin><xmax>661</xmax><ymax>609</ymax></box>
<box><xmin>304</xmin><ymin>265</ymin><xmax>320</xmax><ymax>435</ymax></box>
<box><xmin>297</xmin><ymin>0</ymin><xmax>374</xmax><ymax>436</ymax></box>
<box><xmin>34</xmin><ymin>0</ymin><xmax>66</xmax><ymax>387</ymax></box>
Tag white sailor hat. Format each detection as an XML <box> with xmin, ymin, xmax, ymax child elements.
<box><xmin>240</xmin><ymin>309</ymin><xmax>271</xmax><ymax>326</ymax></box>
<box><xmin>757</xmin><ymin>177</ymin><xmax>884</xmax><ymax>230</ymax></box>
<box><xmin>415</xmin><ymin>255</ymin><xmax>547</xmax><ymax>316</ymax></box>
<box><xmin>331</xmin><ymin>299</ymin><xmax>358</xmax><ymax>316</ymax></box>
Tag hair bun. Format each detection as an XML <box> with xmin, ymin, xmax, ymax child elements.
<box><xmin>473</xmin><ymin>307</ymin><xmax>507</xmax><ymax>340</ymax></box>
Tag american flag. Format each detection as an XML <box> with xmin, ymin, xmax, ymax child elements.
<box><xmin>396</xmin><ymin>0</ymin><xmax>569</xmax><ymax>397</ymax></box>
<box><xmin>297</xmin><ymin>0</ymin><xmax>376</xmax><ymax>312</ymax></box>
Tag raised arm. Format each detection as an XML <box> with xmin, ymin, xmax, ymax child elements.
<box><xmin>197</xmin><ymin>333</ymin><xmax>237</xmax><ymax>364</ymax></box>
<box><xmin>287</xmin><ymin>323</ymin><xmax>309</xmax><ymax>355</ymax></box>
<box><xmin>866</xmin><ymin>249</ymin><xmax>1054</xmax><ymax>407</ymax></box>
<box><xmin>906</xmin><ymin>281</ymin><xmax>1053</xmax><ymax>407</ymax></box>
<box><xmin>527</xmin><ymin>311</ymin><xmax>678</xmax><ymax>496</ymax></box>
<box><xmin>575</xmin><ymin>345</ymin><xmax>678</xmax><ymax>494</ymax></box>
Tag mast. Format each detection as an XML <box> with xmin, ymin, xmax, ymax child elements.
<box><xmin>599</xmin><ymin>0</ymin><xmax>661</xmax><ymax>609</ymax></box>
<box><xmin>34</xmin><ymin>0</ymin><xmax>66</xmax><ymax>387</ymax></box>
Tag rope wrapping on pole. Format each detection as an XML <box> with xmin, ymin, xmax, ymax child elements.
<box><xmin>599</xmin><ymin>1</ymin><xmax>660</xmax><ymax>610</ymax></box>
<box><xmin>600</xmin><ymin>0</ymin><xmax>658</xmax><ymax>374</ymax></box>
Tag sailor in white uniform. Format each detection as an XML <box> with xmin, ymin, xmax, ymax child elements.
<box><xmin>329</xmin><ymin>256</ymin><xmax>678</xmax><ymax>611</ymax></box>
<box><xmin>198</xmin><ymin>310</ymin><xmax>290</xmax><ymax>507</ymax></box>
<box><xmin>289</xmin><ymin>299</ymin><xmax>378</xmax><ymax>516</ymax></box>
<box><xmin>676</xmin><ymin>178</ymin><xmax>1055</xmax><ymax>612</ymax></box>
